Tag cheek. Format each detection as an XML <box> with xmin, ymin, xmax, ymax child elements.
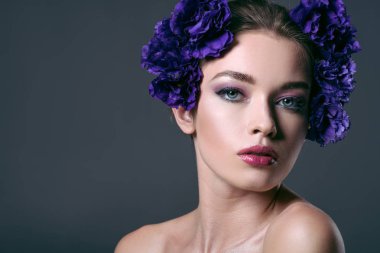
<box><xmin>194</xmin><ymin>92</ymin><xmax>242</xmax><ymax>156</ymax></box>
<box><xmin>272</xmin><ymin>113</ymin><xmax>307</xmax><ymax>184</ymax></box>
<box><xmin>277</xmin><ymin>112</ymin><xmax>308</xmax><ymax>154</ymax></box>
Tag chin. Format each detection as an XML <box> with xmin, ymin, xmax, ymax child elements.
<box><xmin>228</xmin><ymin>169</ymin><xmax>287</xmax><ymax>193</ymax></box>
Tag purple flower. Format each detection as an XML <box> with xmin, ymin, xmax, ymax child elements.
<box><xmin>290</xmin><ymin>0</ymin><xmax>361</xmax><ymax>58</ymax></box>
<box><xmin>148</xmin><ymin>62</ymin><xmax>202</xmax><ymax>110</ymax></box>
<box><xmin>171</xmin><ymin>0</ymin><xmax>233</xmax><ymax>59</ymax></box>
<box><xmin>141</xmin><ymin>0</ymin><xmax>233</xmax><ymax>110</ymax></box>
<box><xmin>315</xmin><ymin>57</ymin><xmax>357</xmax><ymax>103</ymax></box>
<box><xmin>141</xmin><ymin>19</ymin><xmax>184</xmax><ymax>76</ymax></box>
<box><xmin>290</xmin><ymin>0</ymin><xmax>360</xmax><ymax>145</ymax></box>
<box><xmin>308</xmin><ymin>94</ymin><xmax>350</xmax><ymax>146</ymax></box>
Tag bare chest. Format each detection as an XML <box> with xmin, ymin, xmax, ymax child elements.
<box><xmin>161</xmin><ymin>226</ymin><xmax>268</xmax><ymax>253</ymax></box>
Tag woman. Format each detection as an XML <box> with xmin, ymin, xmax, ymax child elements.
<box><xmin>116</xmin><ymin>0</ymin><xmax>359</xmax><ymax>252</ymax></box>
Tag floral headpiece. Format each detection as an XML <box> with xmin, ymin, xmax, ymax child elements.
<box><xmin>141</xmin><ymin>0</ymin><xmax>360</xmax><ymax>146</ymax></box>
<box><xmin>141</xmin><ymin>0</ymin><xmax>233</xmax><ymax>110</ymax></box>
<box><xmin>290</xmin><ymin>0</ymin><xmax>361</xmax><ymax>146</ymax></box>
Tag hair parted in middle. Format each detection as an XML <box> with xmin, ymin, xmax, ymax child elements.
<box><xmin>227</xmin><ymin>0</ymin><xmax>316</xmax><ymax>67</ymax></box>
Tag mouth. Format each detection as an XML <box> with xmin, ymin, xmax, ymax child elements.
<box><xmin>237</xmin><ymin>145</ymin><xmax>278</xmax><ymax>167</ymax></box>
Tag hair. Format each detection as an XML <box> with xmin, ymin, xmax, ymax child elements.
<box><xmin>197</xmin><ymin>0</ymin><xmax>316</xmax><ymax>114</ymax></box>
<box><xmin>227</xmin><ymin>0</ymin><xmax>316</xmax><ymax>68</ymax></box>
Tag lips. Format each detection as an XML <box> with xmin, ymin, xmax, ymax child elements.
<box><xmin>237</xmin><ymin>145</ymin><xmax>278</xmax><ymax>167</ymax></box>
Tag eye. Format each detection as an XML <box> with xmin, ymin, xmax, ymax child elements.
<box><xmin>277</xmin><ymin>96</ymin><xmax>307</xmax><ymax>112</ymax></box>
<box><xmin>216</xmin><ymin>87</ymin><xmax>245</xmax><ymax>102</ymax></box>
<box><xmin>281</xmin><ymin>98</ymin><xmax>295</xmax><ymax>107</ymax></box>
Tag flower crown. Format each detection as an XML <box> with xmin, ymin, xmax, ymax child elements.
<box><xmin>141</xmin><ymin>0</ymin><xmax>360</xmax><ymax>146</ymax></box>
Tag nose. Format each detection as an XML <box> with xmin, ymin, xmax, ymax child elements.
<box><xmin>247</xmin><ymin>98</ymin><xmax>277</xmax><ymax>138</ymax></box>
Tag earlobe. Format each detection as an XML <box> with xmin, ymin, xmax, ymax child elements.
<box><xmin>171</xmin><ymin>107</ymin><xmax>195</xmax><ymax>135</ymax></box>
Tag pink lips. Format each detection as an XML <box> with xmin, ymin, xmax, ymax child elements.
<box><xmin>237</xmin><ymin>145</ymin><xmax>278</xmax><ymax>167</ymax></box>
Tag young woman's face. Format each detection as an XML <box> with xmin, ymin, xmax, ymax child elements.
<box><xmin>192</xmin><ymin>31</ymin><xmax>311</xmax><ymax>192</ymax></box>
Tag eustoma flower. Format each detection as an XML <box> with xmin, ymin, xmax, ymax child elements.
<box><xmin>141</xmin><ymin>0</ymin><xmax>233</xmax><ymax>110</ymax></box>
<box><xmin>290</xmin><ymin>0</ymin><xmax>360</xmax><ymax>145</ymax></box>
<box><xmin>308</xmin><ymin>94</ymin><xmax>350</xmax><ymax>145</ymax></box>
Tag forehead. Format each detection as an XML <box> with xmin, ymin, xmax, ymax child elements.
<box><xmin>201</xmin><ymin>30</ymin><xmax>311</xmax><ymax>86</ymax></box>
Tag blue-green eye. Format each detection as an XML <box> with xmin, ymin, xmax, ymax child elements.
<box><xmin>277</xmin><ymin>97</ymin><xmax>307</xmax><ymax>112</ymax></box>
<box><xmin>216</xmin><ymin>87</ymin><xmax>244</xmax><ymax>102</ymax></box>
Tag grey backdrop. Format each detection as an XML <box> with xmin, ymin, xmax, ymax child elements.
<box><xmin>1</xmin><ymin>0</ymin><xmax>379</xmax><ymax>252</ymax></box>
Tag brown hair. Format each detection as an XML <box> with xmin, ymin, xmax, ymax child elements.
<box><xmin>227</xmin><ymin>0</ymin><xmax>315</xmax><ymax>69</ymax></box>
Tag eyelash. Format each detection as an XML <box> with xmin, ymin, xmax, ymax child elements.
<box><xmin>276</xmin><ymin>96</ymin><xmax>307</xmax><ymax>112</ymax></box>
<box><xmin>216</xmin><ymin>87</ymin><xmax>307</xmax><ymax>112</ymax></box>
<box><xmin>216</xmin><ymin>87</ymin><xmax>245</xmax><ymax>103</ymax></box>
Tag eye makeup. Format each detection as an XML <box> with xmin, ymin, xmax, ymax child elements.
<box><xmin>274</xmin><ymin>85</ymin><xmax>309</xmax><ymax>111</ymax></box>
<box><xmin>216</xmin><ymin>87</ymin><xmax>246</xmax><ymax>103</ymax></box>
<box><xmin>209</xmin><ymin>76</ymin><xmax>309</xmax><ymax>111</ymax></box>
<box><xmin>276</xmin><ymin>96</ymin><xmax>307</xmax><ymax>112</ymax></box>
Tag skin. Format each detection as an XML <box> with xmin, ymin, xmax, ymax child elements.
<box><xmin>115</xmin><ymin>31</ymin><xmax>345</xmax><ymax>253</ymax></box>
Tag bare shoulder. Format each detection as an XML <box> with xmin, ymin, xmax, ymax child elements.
<box><xmin>114</xmin><ymin>224</ymin><xmax>166</xmax><ymax>253</ymax></box>
<box><xmin>115</xmin><ymin>212</ymin><xmax>194</xmax><ymax>253</ymax></box>
<box><xmin>264</xmin><ymin>201</ymin><xmax>345</xmax><ymax>253</ymax></box>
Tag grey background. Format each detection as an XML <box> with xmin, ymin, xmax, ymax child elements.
<box><xmin>1</xmin><ymin>0</ymin><xmax>379</xmax><ymax>252</ymax></box>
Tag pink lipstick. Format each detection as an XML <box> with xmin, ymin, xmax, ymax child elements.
<box><xmin>237</xmin><ymin>145</ymin><xmax>278</xmax><ymax>167</ymax></box>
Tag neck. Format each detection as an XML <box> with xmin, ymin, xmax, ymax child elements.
<box><xmin>191</xmin><ymin>165</ymin><xmax>282</xmax><ymax>252</ymax></box>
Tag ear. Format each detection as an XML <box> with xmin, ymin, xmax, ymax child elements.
<box><xmin>171</xmin><ymin>107</ymin><xmax>195</xmax><ymax>135</ymax></box>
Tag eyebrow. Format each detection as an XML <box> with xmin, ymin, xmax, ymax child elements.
<box><xmin>211</xmin><ymin>70</ymin><xmax>310</xmax><ymax>90</ymax></box>
<box><xmin>211</xmin><ymin>70</ymin><xmax>255</xmax><ymax>84</ymax></box>
<box><xmin>280</xmin><ymin>81</ymin><xmax>310</xmax><ymax>91</ymax></box>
